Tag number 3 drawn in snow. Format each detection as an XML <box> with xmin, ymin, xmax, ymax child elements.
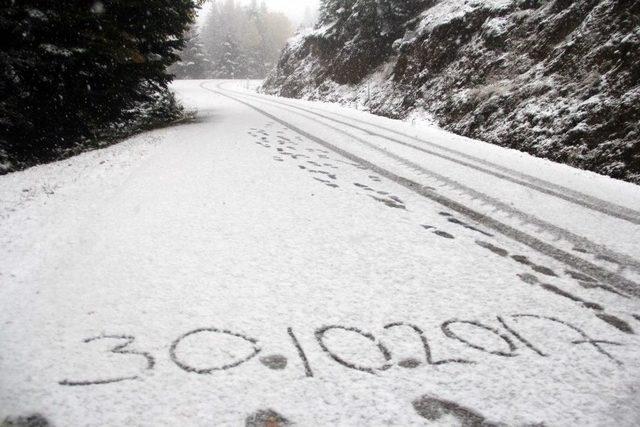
<box><xmin>59</xmin><ymin>335</ymin><xmax>155</xmax><ymax>386</ymax></box>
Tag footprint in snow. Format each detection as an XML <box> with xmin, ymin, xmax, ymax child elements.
<box><xmin>369</xmin><ymin>195</ymin><xmax>405</xmax><ymax>210</ymax></box>
<box><xmin>354</xmin><ymin>183</ymin><xmax>373</xmax><ymax>191</ymax></box>
<box><xmin>398</xmin><ymin>358</ymin><xmax>422</xmax><ymax>369</ymax></box>
<box><xmin>313</xmin><ymin>177</ymin><xmax>339</xmax><ymax>189</ymax></box>
<box><xmin>516</xmin><ymin>273</ymin><xmax>631</xmax><ymax>333</ymax></box>
<box><xmin>308</xmin><ymin>169</ymin><xmax>335</xmax><ymax>179</ymax></box>
<box><xmin>259</xmin><ymin>355</ymin><xmax>288</xmax><ymax>370</ymax></box>
<box><xmin>594</xmin><ymin>313</ymin><xmax>634</xmax><ymax>334</ymax></box>
<box><xmin>475</xmin><ymin>240</ymin><xmax>509</xmax><ymax>257</ymax></box>
<box><xmin>434</xmin><ymin>230</ymin><xmax>455</xmax><ymax>239</ymax></box>
<box><xmin>412</xmin><ymin>396</ymin><xmax>494</xmax><ymax>426</ymax></box>
<box><xmin>245</xmin><ymin>409</ymin><xmax>290</xmax><ymax>427</ymax></box>
<box><xmin>421</xmin><ymin>224</ymin><xmax>456</xmax><ymax>240</ymax></box>
<box><xmin>531</xmin><ymin>264</ymin><xmax>557</xmax><ymax>277</ymax></box>
<box><xmin>446</xmin><ymin>217</ymin><xmax>493</xmax><ymax>237</ymax></box>
<box><xmin>511</xmin><ymin>255</ymin><xmax>557</xmax><ymax>277</ymax></box>
<box><xmin>1</xmin><ymin>414</ymin><xmax>51</xmax><ymax>427</ymax></box>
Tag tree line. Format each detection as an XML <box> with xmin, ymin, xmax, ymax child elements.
<box><xmin>1</xmin><ymin>0</ymin><xmax>202</xmax><ymax>173</ymax></box>
<box><xmin>171</xmin><ymin>0</ymin><xmax>296</xmax><ymax>80</ymax></box>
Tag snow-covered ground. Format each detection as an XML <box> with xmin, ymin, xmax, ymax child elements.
<box><xmin>1</xmin><ymin>80</ymin><xmax>639</xmax><ymax>426</ymax></box>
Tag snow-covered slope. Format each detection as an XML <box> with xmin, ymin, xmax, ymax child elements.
<box><xmin>263</xmin><ymin>0</ymin><xmax>640</xmax><ymax>184</ymax></box>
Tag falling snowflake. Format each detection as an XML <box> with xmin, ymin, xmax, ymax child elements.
<box><xmin>91</xmin><ymin>1</ymin><xmax>105</xmax><ymax>14</ymax></box>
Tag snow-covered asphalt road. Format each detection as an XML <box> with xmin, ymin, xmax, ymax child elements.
<box><xmin>1</xmin><ymin>80</ymin><xmax>640</xmax><ymax>426</ymax></box>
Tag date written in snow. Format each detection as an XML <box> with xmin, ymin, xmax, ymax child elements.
<box><xmin>59</xmin><ymin>313</ymin><xmax>626</xmax><ymax>387</ymax></box>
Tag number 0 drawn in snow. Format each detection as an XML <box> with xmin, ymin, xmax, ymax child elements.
<box><xmin>169</xmin><ymin>328</ymin><xmax>262</xmax><ymax>374</ymax></box>
<box><xmin>315</xmin><ymin>325</ymin><xmax>393</xmax><ymax>374</ymax></box>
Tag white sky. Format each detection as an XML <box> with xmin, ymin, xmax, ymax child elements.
<box><xmin>199</xmin><ymin>0</ymin><xmax>320</xmax><ymax>25</ymax></box>
<box><xmin>257</xmin><ymin>0</ymin><xmax>319</xmax><ymax>22</ymax></box>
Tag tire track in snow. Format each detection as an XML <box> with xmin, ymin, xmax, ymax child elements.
<box><xmin>245</xmin><ymin>110</ymin><xmax>636</xmax><ymax>333</ymax></box>
<box><xmin>222</xmin><ymin>86</ymin><xmax>640</xmax><ymax>276</ymax></box>
<box><xmin>203</xmin><ymin>82</ymin><xmax>640</xmax><ymax>299</ymax></box>
<box><xmin>243</xmin><ymin>94</ymin><xmax>636</xmax><ymax>331</ymax></box>
<box><xmin>211</xmin><ymin>83</ymin><xmax>640</xmax><ymax>280</ymax></box>
<box><xmin>231</xmin><ymin>86</ymin><xmax>640</xmax><ymax>226</ymax></box>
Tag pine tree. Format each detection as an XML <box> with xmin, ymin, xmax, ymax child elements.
<box><xmin>217</xmin><ymin>34</ymin><xmax>242</xmax><ymax>78</ymax></box>
<box><xmin>0</xmin><ymin>0</ymin><xmax>202</xmax><ymax>170</ymax></box>
<box><xmin>200</xmin><ymin>0</ymin><xmax>293</xmax><ymax>79</ymax></box>
<box><xmin>171</xmin><ymin>26</ymin><xmax>212</xmax><ymax>79</ymax></box>
<box><xmin>318</xmin><ymin>0</ymin><xmax>355</xmax><ymax>26</ymax></box>
<box><xmin>377</xmin><ymin>0</ymin><xmax>432</xmax><ymax>36</ymax></box>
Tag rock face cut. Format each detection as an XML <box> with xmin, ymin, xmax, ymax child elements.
<box><xmin>263</xmin><ymin>0</ymin><xmax>640</xmax><ymax>184</ymax></box>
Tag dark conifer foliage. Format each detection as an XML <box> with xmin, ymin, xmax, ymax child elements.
<box><xmin>169</xmin><ymin>26</ymin><xmax>211</xmax><ymax>79</ymax></box>
<box><xmin>312</xmin><ymin>0</ymin><xmax>429</xmax><ymax>84</ymax></box>
<box><xmin>0</xmin><ymin>0</ymin><xmax>201</xmax><ymax>172</ymax></box>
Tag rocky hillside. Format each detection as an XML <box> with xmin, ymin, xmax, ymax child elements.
<box><xmin>262</xmin><ymin>0</ymin><xmax>640</xmax><ymax>184</ymax></box>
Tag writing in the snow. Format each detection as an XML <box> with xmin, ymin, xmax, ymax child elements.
<box><xmin>59</xmin><ymin>313</ymin><xmax>624</xmax><ymax>387</ymax></box>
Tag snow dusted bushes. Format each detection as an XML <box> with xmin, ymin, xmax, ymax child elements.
<box><xmin>0</xmin><ymin>0</ymin><xmax>202</xmax><ymax>174</ymax></box>
<box><xmin>263</xmin><ymin>0</ymin><xmax>640</xmax><ymax>184</ymax></box>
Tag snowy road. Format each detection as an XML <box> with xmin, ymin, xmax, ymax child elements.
<box><xmin>1</xmin><ymin>80</ymin><xmax>640</xmax><ymax>426</ymax></box>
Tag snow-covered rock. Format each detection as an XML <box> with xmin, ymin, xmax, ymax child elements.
<box><xmin>262</xmin><ymin>0</ymin><xmax>640</xmax><ymax>184</ymax></box>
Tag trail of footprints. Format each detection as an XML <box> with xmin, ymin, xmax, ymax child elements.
<box><xmin>5</xmin><ymin>125</ymin><xmax>637</xmax><ymax>426</ymax></box>
<box><xmin>248</xmin><ymin>126</ymin><xmax>405</xmax><ymax>205</ymax></box>
<box><xmin>247</xmin><ymin>126</ymin><xmax>637</xmax><ymax>334</ymax></box>
<box><xmin>0</xmin><ymin>396</ymin><xmax>507</xmax><ymax>426</ymax></box>
<box><xmin>244</xmin><ymin>395</ymin><xmax>504</xmax><ymax>426</ymax></box>
<box><xmin>471</xmin><ymin>237</ymin><xmax>635</xmax><ymax>333</ymax></box>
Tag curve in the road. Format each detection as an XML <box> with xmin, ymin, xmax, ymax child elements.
<box><xmin>203</xmin><ymin>82</ymin><xmax>640</xmax><ymax>298</ymax></box>
<box><xmin>226</xmin><ymin>85</ymin><xmax>640</xmax><ymax>226</ymax></box>
<box><xmin>209</xmin><ymin>83</ymin><xmax>640</xmax><ymax>278</ymax></box>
